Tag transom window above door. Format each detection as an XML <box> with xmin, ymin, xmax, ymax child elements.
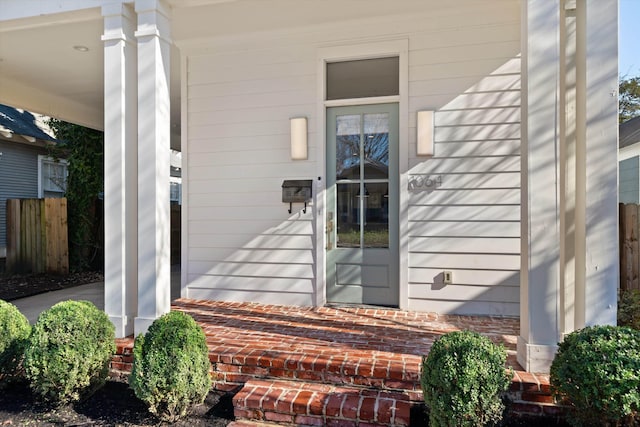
<box><xmin>326</xmin><ymin>57</ymin><xmax>399</xmax><ymax>100</ymax></box>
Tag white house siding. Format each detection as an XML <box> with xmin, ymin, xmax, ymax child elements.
<box><xmin>407</xmin><ymin>54</ymin><xmax>521</xmax><ymax>316</ymax></box>
<box><xmin>181</xmin><ymin>0</ymin><xmax>521</xmax><ymax>314</ymax></box>
<box><xmin>619</xmin><ymin>145</ymin><xmax>640</xmax><ymax>205</ymax></box>
<box><xmin>619</xmin><ymin>156</ymin><xmax>639</xmax><ymax>204</ymax></box>
<box><xmin>184</xmin><ymin>43</ymin><xmax>318</xmax><ymax>305</ymax></box>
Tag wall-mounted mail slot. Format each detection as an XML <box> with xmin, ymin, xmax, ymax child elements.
<box><xmin>282</xmin><ymin>179</ymin><xmax>312</xmax><ymax>213</ymax></box>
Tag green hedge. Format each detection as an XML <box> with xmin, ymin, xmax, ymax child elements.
<box><xmin>24</xmin><ymin>300</ymin><xmax>115</xmax><ymax>404</ymax></box>
<box><xmin>0</xmin><ymin>300</ymin><xmax>31</xmax><ymax>387</ymax></box>
<box><xmin>550</xmin><ymin>325</ymin><xmax>640</xmax><ymax>426</ymax></box>
<box><xmin>421</xmin><ymin>330</ymin><xmax>512</xmax><ymax>427</ymax></box>
<box><xmin>130</xmin><ymin>311</ymin><xmax>211</xmax><ymax>422</ymax></box>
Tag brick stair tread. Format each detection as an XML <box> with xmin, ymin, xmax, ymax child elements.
<box><xmin>211</xmin><ymin>347</ymin><xmax>421</xmax><ymax>399</ymax></box>
<box><xmin>233</xmin><ymin>378</ymin><xmax>410</xmax><ymax>426</ymax></box>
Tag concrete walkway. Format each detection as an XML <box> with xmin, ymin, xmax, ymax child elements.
<box><xmin>12</xmin><ymin>281</ymin><xmax>104</xmax><ymax>324</ymax></box>
<box><xmin>12</xmin><ymin>269</ymin><xmax>180</xmax><ymax>324</ymax></box>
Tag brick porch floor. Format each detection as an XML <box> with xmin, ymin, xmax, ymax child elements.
<box><xmin>111</xmin><ymin>299</ymin><xmax>563</xmax><ymax>425</ymax></box>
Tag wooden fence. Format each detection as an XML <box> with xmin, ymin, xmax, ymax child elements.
<box><xmin>621</xmin><ymin>203</ymin><xmax>640</xmax><ymax>291</ymax></box>
<box><xmin>6</xmin><ymin>198</ymin><xmax>69</xmax><ymax>274</ymax></box>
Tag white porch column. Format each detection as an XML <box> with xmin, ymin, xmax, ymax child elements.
<box><xmin>580</xmin><ymin>0</ymin><xmax>618</xmax><ymax>326</ymax></box>
<box><xmin>102</xmin><ymin>3</ymin><xmax>138</xmax><ymax>338</ymax></box>
<box><xmin>518</xmin><ymin>0</ymin><xmax>562</xmax><ymax>373</ymax></box>
<box><xmin>134</xmin><ymin>0</ymin><xmax>172</xmax><ymax>335</ymax></box>
<box><xmin>519</xmin><ymin>0</ymin><xmax>619</xmax><ymax>373</ymax></box>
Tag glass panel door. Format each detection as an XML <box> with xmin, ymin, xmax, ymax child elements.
<box><xmin>326</xmin><ymin>104</ymin><xmax>398</xmax><ymax>306</ymax></box>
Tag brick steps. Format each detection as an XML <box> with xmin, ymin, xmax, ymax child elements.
<box><xmin>210</xmin><ymin>348</ymin><xmax>423</xmax><ymax>402</ymax></box>
<box><xmin>233</xmin><ymin>379</ymin><xmax>410</xmax><ymax>427</ymax></box>
<box><xmin>506</xmin><ymin>371</ymin><xmax>569</xmax><ymax>418</ymax></box>
<box><xmin>108</xmin><ymin>300</ymin><xmax>566</xmax><ymax>423</ymax></box>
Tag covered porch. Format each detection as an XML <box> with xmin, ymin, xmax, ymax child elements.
<box><xmin>0</xmin><ymin>0</ymin><xmax>620</xmax><ymax>377</ymax></box>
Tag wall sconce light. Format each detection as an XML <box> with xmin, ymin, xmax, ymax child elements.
<box><xmin>416</xmin><ymin>110</ymin><xmax>434</xmax><ymax>156</ymax></box>
<box><xmin>290</xmin><ymin>117</ymin><xmax>308</xmax><ymax>160</ymax></box>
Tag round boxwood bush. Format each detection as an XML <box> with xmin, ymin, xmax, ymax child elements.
<box><xmin>421</xmin><ymin>330</ymin><xmax>512</xmax><ymax>427</ymax></box>
<box><xmin>130</xmin><ymin>311</ymin><xmax>211</xmax><ymax>422</ymax></box>
<box><xmin>23</xmin><ymin>300</ymin><xmax>115</xmax><ymax>404</ymax></box>
<box><xmin>550</xmin><ymin>325</ymin><xmax>640</xmax><ymax>426</ymax></box>
<box><xmin>0</xmin><ymin>300</ymin><xmax>31</xmax><ymax>386</ymax></box>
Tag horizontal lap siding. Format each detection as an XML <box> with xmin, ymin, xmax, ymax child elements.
<box><xmin>184</xmin><ymin>0</ymin><xmax>521</xmax><ymax>313</ymax></box>
<box><xmin>185</xmin><ymin>39</ymin><xmax>317</xmax><ymax>305</ymax></box>
<box><xmin>407</xmin><ymin>2</ymin><xmax>521</xmax><ymax>316</ymax></box>
<box><xmin>0</xmin><ymin>141</ymin><xmax>41</xmax><ymax>250</ymax></box>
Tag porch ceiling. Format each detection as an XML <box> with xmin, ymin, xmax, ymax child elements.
<box><xmin>0</xmin><ymin>6</ymin><xmax>183</xmax><ymax>150</ymax></box>
<box><xmin>0</xmin><ymin>0</ymin><xmax>447</xmax><ymax>150</ymax></box>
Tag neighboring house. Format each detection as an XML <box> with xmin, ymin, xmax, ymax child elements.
<box><xmin>0</xmin><ymin>0</ymin><xmax>619</xmax><ymax>373</ymax></box>
<box><xmin>0</xmin><ymin>104</ymin><xmax>67</xmax><ymax>259</ymax></box>
<box><xmin>619</xmin><ymin>116</ymin><xmax>640</xmax><ymax>204</ymax></box>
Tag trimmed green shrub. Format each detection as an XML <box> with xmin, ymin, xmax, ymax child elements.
<box><xmin>0</xmin><ymin>300</ymin><xmax>31</xmax><ymax>386</ymax></box>
<box><xmin>619</xmin><ymin>289</ymin><xmax>640</xmax><ymax>331</ymax></box>
<box><xmin>130</xmin><ymin>311</ymin><xmax>211</xmax><ymax>422</ymax></box>
<box><xmin>24</xmin><ymin>300</ymin><xmax>115</xmax><ymax>404</ymax></box>
<box><xmin>421</xmin><ymin>330</ymin><xmax>512</xmax><ymax>427</ymax></box>
<box><xmin>550</xmin><ymin>325</ymin><xmax>640</xmax><ymax>426</ymax></box>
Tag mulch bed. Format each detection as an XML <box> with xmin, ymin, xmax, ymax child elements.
<box><xmin>0</xmin><ymin>380</ymin><xmax>233</xmax><ymax>426</ymax></box>
<box><xmin>0</xmin><ymin>270</ymin><xmax>104</xmax><ymax>302</ymax></box>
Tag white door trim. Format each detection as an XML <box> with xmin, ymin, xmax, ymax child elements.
<box><xmin>315</xmin><ymin>39</ymin><xmax>409</xmax><ymax>308</ymax></box>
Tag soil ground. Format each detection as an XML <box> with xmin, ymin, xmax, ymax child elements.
<box><xmin>0</xmin><ymin>380</ymin><xmax>568</xmax><ymax>427</ymax></box>
<box><xmin>0</xmin><ymin>380</ymin><xmax>233</xmax><ymax>426</ymax></box>
<box><xmin>0</xmin><ymin>271</ymin><xmax>103</xmax><ymax>302</ymax></box>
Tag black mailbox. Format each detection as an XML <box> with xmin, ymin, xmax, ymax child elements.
<box><xmin>282</xmin><ymin>180</ymin><xmax>312</xmax><ymax>213</ymax></box>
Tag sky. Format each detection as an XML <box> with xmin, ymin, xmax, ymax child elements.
<box><xmin>620</xmin><ymin>0</ymin><xmax>640</xmax><ymax>78</ymax></box>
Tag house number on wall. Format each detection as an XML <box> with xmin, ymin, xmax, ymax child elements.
<box><xmin>408</xmin><ymin>175</ymin><xmax>443</xmax><ymax>192</ymax></box>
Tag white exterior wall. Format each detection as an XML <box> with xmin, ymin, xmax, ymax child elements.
<box><xmin>407</xmin><ymin>54</ymin><xmax>521</xmax><ymax>316</ymax></box>
<box><xmin>183</xmin><ymin>43</ymin><xmax>317</xmax><ymax>305</ymax></box>
<box><xmin>181</xmin><ymin>1</ymin><xmax>521</xmax><ymax>314</ymax></box>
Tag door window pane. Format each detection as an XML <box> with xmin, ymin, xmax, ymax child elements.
<box><xmin>336</xmin><ymin>115</ymin><xmax>361</xmax><ymax>180</ymax></box>
<box><xmin>363</xmin><ymin>113</ymin><xmax>389</xmax><ymax>180</ymax></box>
<box><xmin>326</xmin><ymin>57</ymin><xmax>399</xmax><ymax>100</ymax></box>
<box><xmin>363</xmin><ymin>183</ymin><xmax>389</xmax><ymax>248</ymax></box>
<box><xmin>336</xmin><ymin>183</ymin><xmax>360</xmax><ymax>248</ymax></box>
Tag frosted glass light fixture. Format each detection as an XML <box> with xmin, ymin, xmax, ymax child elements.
<box><xmin>417</xmin><ymin>110</ymin><xmax>434</xmax><ymax>156</ymax></box>
<box><xmin>290</xmin><ymin>117</ymin><xmax>308</xmax><ymax>160</ymax></box>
